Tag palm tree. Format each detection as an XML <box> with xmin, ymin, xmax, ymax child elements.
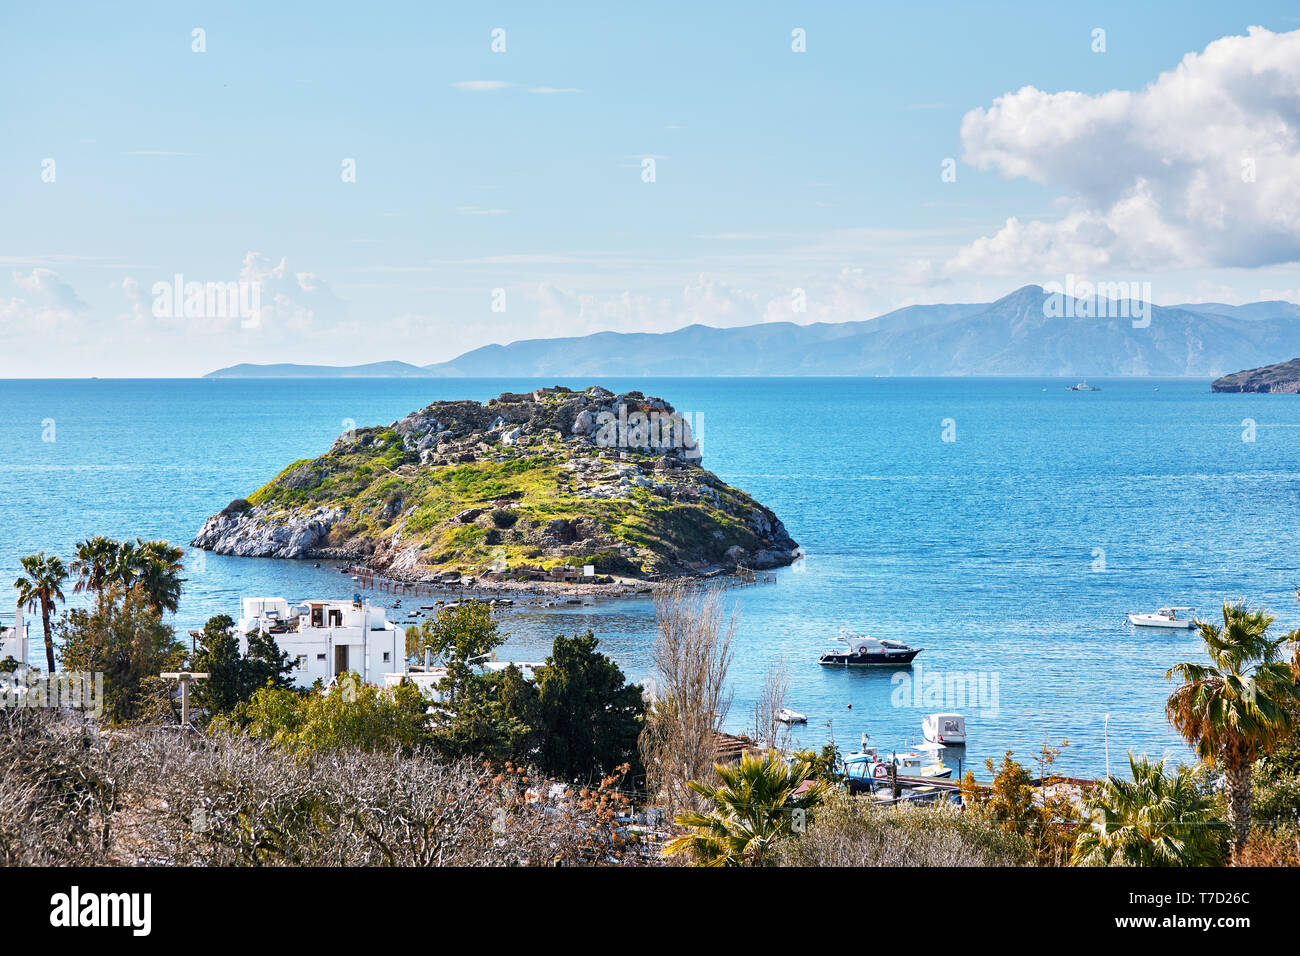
<box><xmin>1166</xmin><ymin>601</ymin><xmax>1300</xmax><ymax>853</ymax></box>
<box><xmin>110</xmin><ymin>538</ymin><xmax>140</xmax><ymax>592</ymax></box>
<box><xmin>130</xmin><ymin>539</ymin><xmax>185</xmax><ymax>615</ymax></box>
<box><xmin>13</xmin><ymin>553</ymin><xmax>68</xmax><ymax>673</ymax></box>
<box><xmin>1073</xmin><ymin>753</ymin><xmax>1226</xmax><ymax>866</ymax></box>
<box><xmin>70</xmin><ymin>535</ymin><xmax>120</xmax><ymax>598</ymax></box>
<box><xmin>665</xmin><ymin>750</ymin><xmax>829</xmax><ymax>866</ymax></box>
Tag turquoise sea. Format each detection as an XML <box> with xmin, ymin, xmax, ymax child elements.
<box><xmin>3</xmin><ymin>377</ymin><xmax>1299</xmax><ymax>777</ymax></box>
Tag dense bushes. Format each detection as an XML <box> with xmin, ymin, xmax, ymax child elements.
<box><xmin>0</xmin><ymin>710</ymin><xmax>117</xmax><ymax>866</ymax></box>
<box><xmin>214</xmin><ymin>676</ymin><xmax>434</xmax><ymax>755</ymax></box>
<box><xmin>770</xmin><ymin>792</ymin><xmax>1024</xmax><ymax>867</ymax></box>
<box><xmin>0</xmin><ymin>708</ymin><xmax>645</xmax><ymax>867</ymax></box>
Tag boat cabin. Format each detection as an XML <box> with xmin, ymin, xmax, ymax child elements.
<box><xmin>922</xmin><ymin>712</ymin><xmax>966</xmax><ymax>745</ymax></box>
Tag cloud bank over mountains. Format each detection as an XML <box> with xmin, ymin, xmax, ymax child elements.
<box><xmin>6</xmin><ymin>26</ymin><xmax>1300</xmax><ymax>376</ymax></box>
<box><xmin>953</xmin><ymin>26</ymin><xmax>1300</xmax><ymax>276</ymax></box>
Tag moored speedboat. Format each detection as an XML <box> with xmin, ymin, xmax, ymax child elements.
<box><xmin>1127</xmin><ymin>606</ymin><xmax>1196</xmax><ymax>629</ymax></box>
<box><xmin>842</xmin><ymin>743</ymin><xmax>952</xmax><ymax>785</ymax></box>
<box><xmin>776</xmin><ymin>707</ymin><xmax>808</xmax><ymax>724</ymax></box>
<box><xmin>819</xmin><ymin>633</ymin><xmax>921</xmax><ymax>666</ymax></box>
<box><xmin>922</xmin><ymin>712</ymin><xmax>966</xmax><ymax>745</ymax></box>
<box><xmin>899</xmin><ymin>747</ymin><xmax>953</xmax><ymax>779</ymax></box>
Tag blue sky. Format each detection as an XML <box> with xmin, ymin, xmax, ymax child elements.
<box><xmin>4</xmin><ymin>1</ymin><xmax>1300</xmax><ymax>375</ymax></box>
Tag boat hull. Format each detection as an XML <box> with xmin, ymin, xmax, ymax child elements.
<box><xmin>923</xmin><ymin>734</ymin><xmax>966</xmax><ymax>746</ymax></box>
<box><xmin>1127</xmin><ymin>614</ymin><xmax>1195</xmax><ymax>629</ymax></box>
<box><xmin>819</xmin><ymin>648</ymin><xmax>920</xmax><ymax>667</ymax></box>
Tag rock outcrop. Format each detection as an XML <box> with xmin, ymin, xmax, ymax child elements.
<box><xmin>1212</xmin><ymin>357</ymin><xmax>1300</xmax><ymax>393</ymax></box>
<box><xmin>191</xmin><ymin>386</ymin><xmax>799</xmax><ymax>583</ymax></box>
<box><xmin>192</xmin><ymin>505</ymin><xmax>343</xmax><ymax>558</ymax></box>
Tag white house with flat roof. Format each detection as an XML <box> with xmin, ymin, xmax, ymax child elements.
<box><xmin>237</xmin><ymin>596</ymin><xmax>406</xmax><ymax>689</ymax></box>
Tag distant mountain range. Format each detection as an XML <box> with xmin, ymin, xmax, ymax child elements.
<box><xmin>206</xmin><ymin>361</ymin><xmax>434</xmax><ymax>378</ymax></box>
<box><xmin>204</xmin><ymin>286</ymin><xmax>1300</xmax><ymax>379</ymax></box>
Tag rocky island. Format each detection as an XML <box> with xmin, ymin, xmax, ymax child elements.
<box><xmin>192</xmin><ymin>386</ymin><xmax>799</xmax><ymax>589</ymax></box>
<box><xmin>1211</xmin><ymin>357</ymin><xmax>1300</xmax><ymax>393</ymax></box>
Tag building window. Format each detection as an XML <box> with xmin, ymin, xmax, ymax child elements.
<box><xmin>316</xmin><ymin>653</ymin><xmax>326</xmax><ymax>662</ymax></box>
<box><xmin>295</xmin><ymin>655</ymin><xmax>307</xmax><ymax>669</ymax></box>
<box><xmin>382</xmin><ymin>651</ymin><xmax>391</xmax><ymax>663</ymax></box>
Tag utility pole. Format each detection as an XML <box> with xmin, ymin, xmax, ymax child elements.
<box><xmin>1104</xmin><ymin>713</ymin><xmax>1111</xmax><ymax>779</ymax></box>
<box><xmin>160</xmin><ymin>671</ymin><xmax>209</xmax><ymax>730</ymax></box>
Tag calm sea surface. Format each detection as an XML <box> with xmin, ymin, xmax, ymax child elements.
<box><xmin>3</xmin><ymin>377</ymin><xmax>1298</xmax><ymax>777</ymax></box>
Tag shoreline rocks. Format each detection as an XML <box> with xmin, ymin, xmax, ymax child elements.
<box><xmin>192</xmin><ymin>505</ymin><xmax>343</xmax><ymax>559</ymax></box>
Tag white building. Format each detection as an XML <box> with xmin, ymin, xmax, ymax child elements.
<box><xmin>386</xmin><ymin>659</ymin><xmax>544</xmax><ymax>700</ymax></box>
<box><xmin>0</xmin><ymin>600</ymin><xmax>27</xmax><ymax>666</ymax></box>
<box><xmin>237</xmin><ymin>597</ymin><xmax>407</xmax><ymax>689</ymax></box>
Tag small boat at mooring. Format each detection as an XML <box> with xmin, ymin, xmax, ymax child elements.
<box><xmin>922</xmin><ymin>712</ymin><xmax>967</xmax><ymax>745</ymax></box>
<box><xmin>819</xmin><ymin>633</ymin><xmax>921</xmax><ymax>667</ymax></box>
<box><xmin>1068</xmin><ymin>381</ymin><xmax>1101</xmax><ymax>391</ymax></box>
<box><xmin>842</xmin><ymin>744</ymin><xmax>952</xmax><ymax>787</ymax></box>
<box><xmin>776</xmin><ymin>708</ymin><xmax>807</xmax><ymax>724</ymax></box>
<box><xmin>1127</xmin><ymin>606</ymin><xmax>1197</xmax><ymax>629</ymax></box>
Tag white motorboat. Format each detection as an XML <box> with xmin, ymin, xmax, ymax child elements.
<box><xmin>819</xmin><ymin>632</ymin><xmax>921</xmax><ymax>666</ymax></box>
<box><xmin>922</xmin><ymin>712</ymin><xmax>967</xmax><ymax>745</ymax></box>
<box><xmin>1068</xmin><ymin>381</ymin><xmax>1101</xmax><ymax>391</ymax></box>
<box><xmin>1127</xmin><ymin>606</ymin><xmax>1197</xmax><ymax>629</ymax></box>
<box><xmin>776</xmin><ymin>708</ymin><xmax>807</xmax><ymax>724</ymax></box>
<box><xmin>843</xmin><ymin>744</ymin><xmax>952</xmax><ymax>784</ymax></box>
<box><xmin>902</xmin><ymin>744</ymin><xmax>954</xmax><ymax>779</ymax></box>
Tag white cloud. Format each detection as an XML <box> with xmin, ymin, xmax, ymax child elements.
<box><xmin>112</xmin><ymin>275</ymin><xmax>149</xmax><ymax>322</ymax></box>
<box><xmin>105</xmin><ymin>253</ymin><xmax>347</xmax><ymax>335</ymax></box>
<box><xmin>523</xmin><ymin>273</ymin><xmax>889</xmax><ymax>338</ymax></box>
<box><xmin>238</xmin><ymin>252</ymin><xmax>347</xmax><ymax>333</ymax></box>
<box><xmin>0</xmin><ymin>267</ymin><xmax>89</xmax><ymax>334</ymax></box>
<box><xmin>13</xmin><ymin>267</ymin><xmax>88</xmax><ymax>312</ymax></box>
<box><xmin>525</xmin><ymin>276</ymin><xmax>771</xmax><ymax>338</ymax></box>
<box><xmin>951</xmin><ymin>26</ymin><xmax>1300</xmax><ymax>275</ymax></box>
<box><xmin>451</xmin><ymin>80</ymin><xmax>511</xmax><ymax>91</ymax></box>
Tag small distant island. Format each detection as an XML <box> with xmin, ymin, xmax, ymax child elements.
<box><xmin>1211</xmin><ymin>357</ymin><xmax>1300</xmax><ymax>393</ymax></box>
<box><xmin>192</xmin><ymin>386</ymin><xmax>799</xmax><ymax>588</ymax></box>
